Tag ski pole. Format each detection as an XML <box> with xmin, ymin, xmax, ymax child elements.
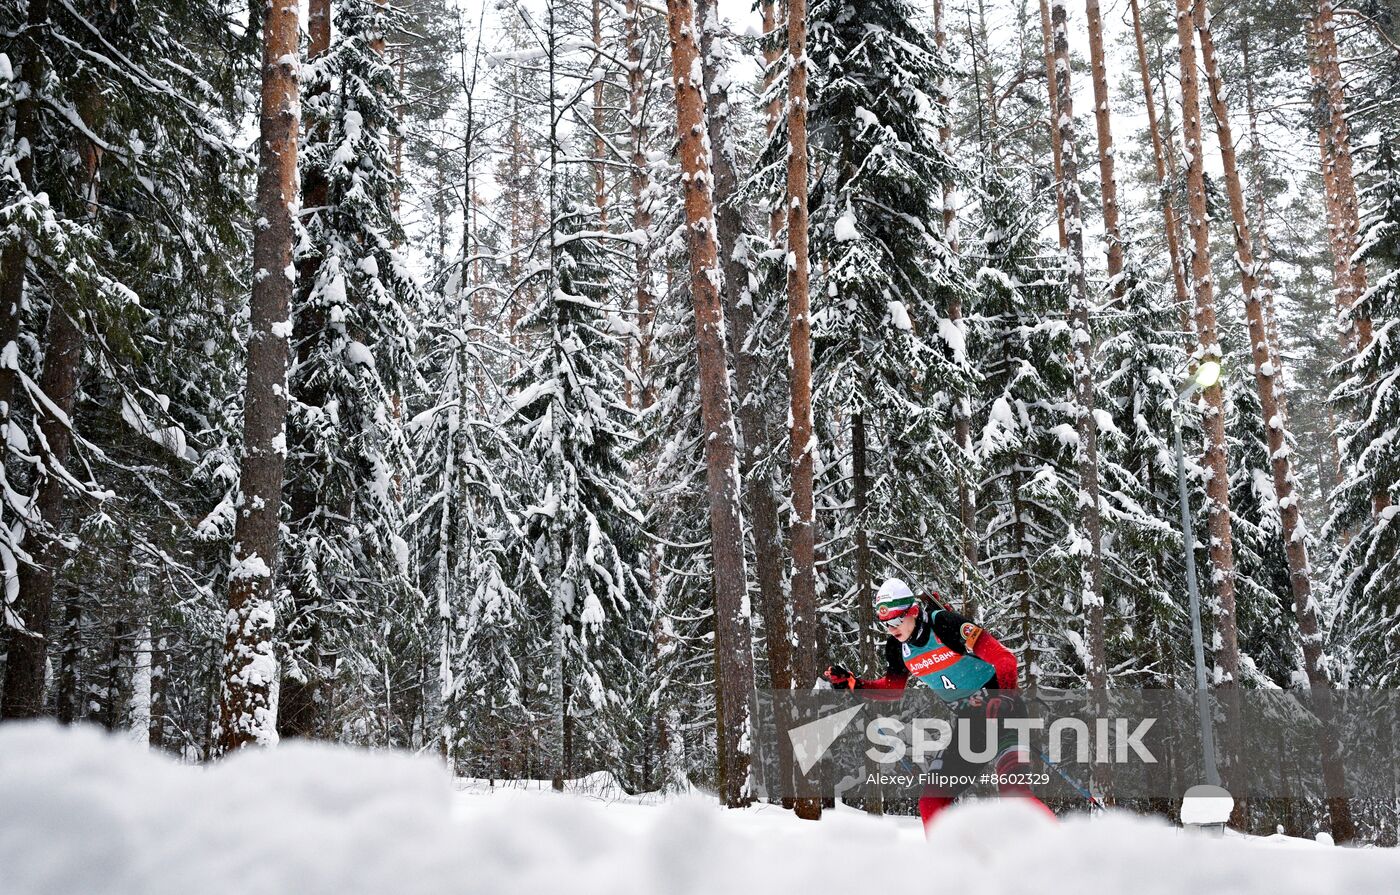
<box><xmin>1035</xmin><ymin>748</ymin><xmax>1105</xmax><ymax>811</ymax></box>
<box><xmin>1026</xmin><ymin>693</ymin><xmax>1105</xmax><ymax>811</ymax></box>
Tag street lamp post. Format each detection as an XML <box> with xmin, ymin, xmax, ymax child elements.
<box><xmin>1172</xmin><ymin>359</ymin><xmax>1222</xmax><ymax>788</ymax></box>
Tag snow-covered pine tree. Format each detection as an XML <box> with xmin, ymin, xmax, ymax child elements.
<box><xmin>0</xmin><ymin>0</ymin><xmax>249</xmax><ymax>719</ymax></box>
<box><xmin>1097</xmin><ymin>254</ymin><xmax>1197</xmax><ymax>686</ymax></box>
<box><xmin>1329</xmin><ymin>136</ymin><xmax>1400</xmax><ymax>686</ymax></box>
<box><xmin>281</xmin><ymin>0</ymin><xmax>420</xmax><ymax>742</ymax></box>
<box><xmin>1224</xmin><ymin>350</ymin><xmax>1299</xmax><ymax>686</ymax></box>
<box><xmin>967</xmin><ymin>168</ymin><xmax>1078</xmax><ymax>689</ymax></box>
<box><xmin>636</xmin><ymin>250</ymin><xmax>716</xmax><ymax>791</ymax></box>
<box><xmin>806</xmin><ymin>0</ymin><xmax>975</xmax><ymax>614</ymax></box>
<box><xmin>506</xmin><ymin>197</ymin><xmax>643</xmax><ymax>789</ymax></box>
<box><xmin>410</xmin><ymin>253</ymin><xmax>526</xmax><ymax>764</ymax></box>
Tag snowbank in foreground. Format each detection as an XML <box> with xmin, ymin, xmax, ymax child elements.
<box><xmin>2</xmin><ymin>723</ymin><xmax>1396</xmax><ymax>895</ymax></box>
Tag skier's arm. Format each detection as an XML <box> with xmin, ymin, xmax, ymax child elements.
<box><xmin>931</xmin><ymin>610</ymin><xmax>1020</xmax><ymax>691</ymax></box>
<box><xmin>855</xmin><ymin>638</ymin><xmax>910</xmax><ymax>698</ymax></box>
<box><xmin>970</xmin><ymin>630</ymin><xmax>1019</xmax><ymax>691</ymax></box>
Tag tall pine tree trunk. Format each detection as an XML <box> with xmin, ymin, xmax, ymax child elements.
<box><xmin>1083</xmin><ymin>0</ymin><xmax>1125</xmax><ymax>292</ymax></box>
<box><xmin>1174</xmin><ymin>0</ymin><xmax>1242</xmax><ymax>690</ymax></box>
<box><xmin>852</xmin><ymin>407</ymin><xmax>883</xmax><ymax>816</ymax></box>
<box><xmin>1129</xmin><ymin>0</ymin><xmax>1192</xmax><ymax>342</ymax></box>
<box><xmin>786</xmin><ymin>0</ymin><xmax>822</xmax><ymax>823</ymax></box>
<box><xmin>697</xmin><ymin>0</ymin><xmax>796</xmax><ymax>803</ymax></box>
<box><xmin>1306</xmin><ymin>2</ymin><xmax>1385</xmax><ymax>518</ymax></box>
<box><xmin>591</xmin><ymin>0</ymin><xmax>608</xmax><ymax>224</ymax></box>
<box><xmin>1306</xmin><ymin>0</ymin><xmax>1371</xmax><ymax>355</ymax></box>
<box><xmin>1195</xmin><ymin>4</ymin><xmax>1354</xmax><ymax>843</ymax></box>
<box><xmin>218</xmin><ymin>0</ymin><xmax>300</xmax><ymax>753</ymax></box>
<box><xmin>626</xmin><ymin>0</ymin><xmax>655</xmax><ymax>410</ymax></box>
<box><xmin>663</xmin><ymin>0</ymin><xmax>757</xmax><ymax>809</ymax></box>
<box><xmin>150</xmin><ymin>632</ymin><xmax>169</xmax><ymax>749</ymax></box>
<box><xmin>1239</xmin><ymin>28</ymin><xmax>1284</xmax><ymax>379</ymax></box>
<box><xmin>1049</xmin><ymin>0</ymin><xmax>1106</xmax><ymax>693</ymax></box>
<box><xmin>279</xmin><ymin>0</ymin><xmax>333</xmax><ymax>742</ymax></box>
<box><xmin>1036</xmin><ymin>0</ymin><xmax>1068</xmax><ymax>249</ymax></box>
<box><xmin>762</xmin><ymin>1</ymin><xmax>784</xmax><ymax>241</ymax></box>
<box><xmin>55</xmin><ymin>590</ymin><xmax>81</xmax><ymax>723</ymax></box>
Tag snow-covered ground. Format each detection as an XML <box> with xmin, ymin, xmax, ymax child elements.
<box><xmin>2</xmin><ymin>722</ymin><xmax>1396</xmax><ymax>895</ymax></box>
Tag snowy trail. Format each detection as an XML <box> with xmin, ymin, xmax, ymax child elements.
<box><xmin>2</xmin><ymin>723</ymin><xmax>1396</xmax><ymax>895</ymax></box>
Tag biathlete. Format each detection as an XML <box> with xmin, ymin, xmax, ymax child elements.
<box><xmin>822</xmin><ymin>577</ymin><xmax>1054</xmax><ymax>832</ymax></box>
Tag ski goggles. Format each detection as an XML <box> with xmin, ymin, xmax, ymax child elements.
<box><xmin>878</xmin><ymin>606</ymin><xmax>917</xmax><ymax>628</ymax></box>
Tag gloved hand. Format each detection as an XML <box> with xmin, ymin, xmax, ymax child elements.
<box><xmin>822</xmin><ymin>664</ymin><xmax>858</xmax><ymax>690</ymax></box>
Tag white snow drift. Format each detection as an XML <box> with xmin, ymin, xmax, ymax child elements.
<box><xmin>1</xmin><ymin>722</ymin><xmax>1396</xmax><ymax>895</ymax></box>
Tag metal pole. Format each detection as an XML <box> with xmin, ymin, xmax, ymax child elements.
<box><xmin>1174</xmin><ymin>388</ymin><xmax>1221</xmax><ymax>787</ymax></box>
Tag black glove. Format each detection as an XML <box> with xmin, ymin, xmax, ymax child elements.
<box><xmin>823</xmin><ymin>664</ymin><xmax>858</xmax><ymax>690</ymax></box>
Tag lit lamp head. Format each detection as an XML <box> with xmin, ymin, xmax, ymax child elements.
<box><xmin>1194</xmin><ymin>360</ymin><xmax>1222</xmax><ymax>390</ymax></box>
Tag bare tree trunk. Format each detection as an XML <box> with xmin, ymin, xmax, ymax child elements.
<box><xmin>1047</xmin><ymin>0</ymin><xmax>1111</xmax><ymax>806</ymax></box>
<box><xmin>762</xmin><ymin>1</ymin><xmax>784</xmax><ymax>241</ymax></box>
<box><xmin>1174</xmin><ymin>0</ymin><xmax>1241</xmax><ymax>690</ymax></box>
<box><xmin>280</xmin><ymin>0</ymin><xmax>333</xmax><ymax>742</ymax></box>
<box><xmin>1</xmin><ymin>77</ymin><xmax>102</xmax><ymax>720</ymax></box>
<box><xmin>591</xmin><ymin>0</ymin><xmax>609</xmax><ymax>224</ymax></box>
<box><xmin>785</xmin><ymin>0</ymin><xmax>822</xmax><ymax>823</ymax></box>
<box><xmin>149</xmin><ymin>631</ymin><xmax>169</xmax><ymax>749</ymax></box>
<box><xmin>696</xmin><ymin>0</ymin><xmax>796</xmax><ymax>803</ymax></box>
<box><xmin>1307</xmin><ymin>0</ymin><xmax>1371</xmax><ymax>354</ymax></box>
<box><xmin>1195</xmin><ymin>4</ymin><xmax>1354</xmax><ymax>844</ymax></box>
<box><xmin>663</xmin><ymin>0</ymin><xmax>757</xmax><ymax>808</ymax></box>
<box><xmin>1306</xmin><ymin>3</ymin><xmax>1386</xmax><ymax>517</ymax></box>
<box><xmin>1049</xmin><ymin>0</ymin><xmax>1106</xmax><ymax>692</ymax></box>
<box><xmin>127</xmin><ymin>619</ymin><xmax>152</xmax><ymax>743</ymax></box>
<box><xmin>625</xmin><ymin>0</ymin><xmax>654</xmax><ymax>410</ymax></box>
<box><xmin>852</xmin><ymin>408</ymin><xmax>883</xmax><ymax>815</ymax></box>
<box><xmin>1011</xmin><ymin>469</ymin><xmax>1037</xmax><ymax>694</ymax></box>
<box><xmin>1036</xmin><ymin>0</ymin><xmax>1068</xmax><ymax>249</ymax></box>
<box><xmin>104</xmin><ymin>620</ymin><xmax>127</xmax><ymax>730</ymax></box>
<box><xmin>1083</xmin><ymin>0</ymin><xmax>1125</xmax><ymax>293</ymax></box>
<box><xmin>55</xmin><ymin>588</ymin><xmax>81</xmax><ymax>723</ymax></box>
<box><xmin>934</xmin><ymin>0</ymin><xmax>978</xmax><ymax>613</ymax></box>
<box><xmin>218</xmin><ymin>0</ymin><xmax>300</xmax><ymax>753</ymax></box>
<box><xmin>1239</xmin><ymin>27</ymin><xmax>1284</xmax><ymax>379</ymax></box>
<box><xmin>1129</xmin><ymin>0</ymin><xmax>1193</xmax><ymax>344</ymax></box>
